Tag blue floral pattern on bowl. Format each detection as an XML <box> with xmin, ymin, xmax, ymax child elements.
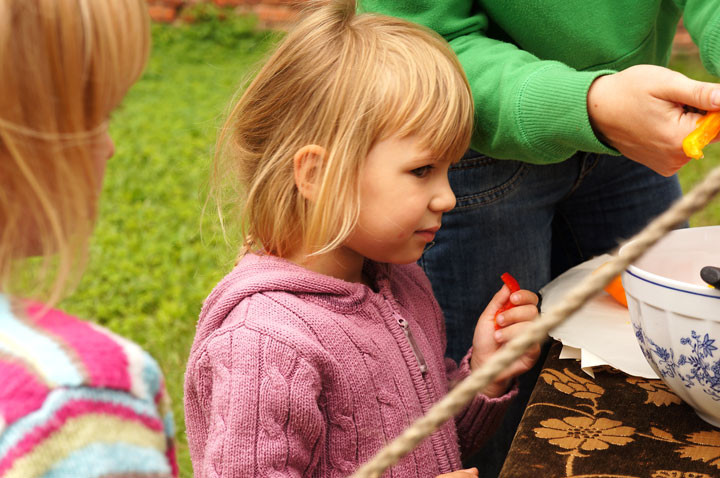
<box><xmin>634</xmin><ymin>324</ymin><xmax>720</xmax><ymax>401</ymax></box>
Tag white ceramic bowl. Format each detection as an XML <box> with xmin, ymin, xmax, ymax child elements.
<box><xmin>620</xmin><ymin>226</ymin><xmax>720</xmax><ymax>427</ymax></box>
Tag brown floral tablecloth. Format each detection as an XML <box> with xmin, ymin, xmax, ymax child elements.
<box><xmin>499</xmin><ymin>340</ymin><xmax>720</xmax><ymax>478</ymax></box>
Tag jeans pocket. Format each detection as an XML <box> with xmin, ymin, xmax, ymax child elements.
<box><xmin>449</xmin><ymin>151</ymin><xmax>529</xmax><ymax>210</ymax></box>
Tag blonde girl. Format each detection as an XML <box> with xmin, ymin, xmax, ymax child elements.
<box><xmin>0</xmin><ymin>1</ymin><xmax>177</xmax><ymax>476</ymax></box>
<box><xmin>185</xmin><ymin>0</ymin><xmax>540</xmax><ymax>476</ymax></box>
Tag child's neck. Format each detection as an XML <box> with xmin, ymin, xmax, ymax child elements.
<box><xmin>285</xmin><ymin>246</ymin><xmax>370</xmax><ymax>286</ymax></box>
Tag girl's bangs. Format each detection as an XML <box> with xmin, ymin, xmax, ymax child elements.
<box><xmin>372</xmin><ymin>43</ymin><xmax>473</xmax><ymax>163</ymax></box>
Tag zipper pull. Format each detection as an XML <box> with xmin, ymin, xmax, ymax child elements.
<box><xmin>397</xmin><ymin>317</ymin><xmax>428</xmax><ymax>375</ymax></box>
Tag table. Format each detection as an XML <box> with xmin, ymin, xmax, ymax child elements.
<box><xmin>498</xmin><ymin>340</ymin><xmax>720</xmax><ymax>478</ymax></box>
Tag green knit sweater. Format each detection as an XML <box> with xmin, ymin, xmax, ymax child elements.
<box><xmin>360</xmin><ymin>1</ymin><xmax>720</xmax><ymax>164</ymax></box>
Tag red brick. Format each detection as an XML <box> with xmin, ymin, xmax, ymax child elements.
<box><xmin>255</xmin><ymin>4</ymin><xmax>298</xmax><ymax>25</ymax></box>
<box><xmin>148</xmin><ymin>5</ymin><xmax>177</xmax><ymax>22</ymax></box>
<box><xmin>258</xmin><ymin>0</ymin><xmax>306</xmax><ymax>5</ymax></box>
<box><xmin>213</xmin><ymin>0</ymin><xmax>251</xmax><ymax>6</ymax></box>
<box><xmin>672</xmin><ymin>18</ymin><xmax>698</xmax><ymax>55</ymax></box>
<box><xmin>146</xmin><ymin>0</ymin><xmax>183</xmax><ymax>5</ymax></box>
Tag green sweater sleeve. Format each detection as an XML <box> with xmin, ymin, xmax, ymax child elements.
<box><xmin>678</xmin><ymin>0</ymin><xmax>720</xmax><ymax>76</ymax></box>
<box><xmin>360</xmin><ymin>0</ymin><xmax>617</xmax><ymax>164</ymax></box>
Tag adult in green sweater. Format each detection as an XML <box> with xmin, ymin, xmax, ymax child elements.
<box><xmin>360</xmin><ymin>1</ymin><xmax>720</xmax><ymax>476</ymax></box>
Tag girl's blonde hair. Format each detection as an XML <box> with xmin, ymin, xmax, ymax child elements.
<box><xmin>0</xmin><ymin>0</ymin><xmax>150</xmax><ymax>302</ymax></box>
<box><xmin>215</xmin><ymin>0</ymin><xmax>473</xmax><ymax>259</ymax></box>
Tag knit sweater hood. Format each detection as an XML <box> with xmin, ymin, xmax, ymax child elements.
<box><xmin>191</xmin><ymin>253</ymin><xmax>395</xmax><ymax>352</ymax></box>
<box><xmin>185</xmin><ymin>253</ymin><xmax>516</xmax><ymax>477</ymax></box>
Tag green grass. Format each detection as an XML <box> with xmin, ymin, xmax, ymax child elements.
<box><xmin>61</xmin><ymin>15</ymin><xmax>279</xmax><ymax>477</ymax></box>
<box><xmin>58</xmin><ymin>18</ymin><xmax>720</xmax><ymax>476</ymax></box>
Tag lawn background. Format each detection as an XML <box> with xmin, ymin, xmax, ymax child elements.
<box><xmin>59</xmin><ymin>14</ymin><xmax>720</xmax><ymax>477</ymax></box>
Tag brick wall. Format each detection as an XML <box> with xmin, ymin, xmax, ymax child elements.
<box><xmin>146</xmin><ymin>2</ymin><xmax>698</xmax><ymax>57</ymax></box>
<box><xmin>147</xmin><ymin>0</ymin><xmax>304</xmax><ymax>27</ymax></box>
<box><xmin>673</xmin><ymin>18</ymin><xmax>697</xmax><ymax>55</ymax></box>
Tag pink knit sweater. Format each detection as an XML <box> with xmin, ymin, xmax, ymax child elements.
<box><xmin>184</xmin><ymin>254</ymin><xmax>516</xmax><ymax>477</ymax></box>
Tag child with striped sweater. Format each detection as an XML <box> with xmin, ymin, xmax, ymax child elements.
<box><xmin>0</xmin><ymin>1</ymin><xmax>177</xmax><ymax>476</ymax></box>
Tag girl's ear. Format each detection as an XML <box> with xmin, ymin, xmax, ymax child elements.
<box><xmin>293</xmin><ymin>144</ymin><xmax>326</xmax><ymax>202</ymax></box>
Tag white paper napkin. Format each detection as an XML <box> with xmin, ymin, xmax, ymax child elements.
<box><xmin>541</xmin><ymin>254</ymin><xmax>658</xmax><ymax>379</ymax></box>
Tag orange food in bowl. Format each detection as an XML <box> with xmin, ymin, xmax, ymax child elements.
<box><xmin>604</xmin><ymin>274</ymin><xmax>628</xmax><ymax>308</ymax></box>
<box><xmin>593</xmin><ymin>261</ymin><xmax>628</xmax><ymax>308</ymax></box>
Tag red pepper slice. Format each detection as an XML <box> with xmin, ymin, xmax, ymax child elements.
<box><xmin>501</xmin><ymin>272</ymin><xmax>521</xmax><ymax>294</ymax></box>
<box><xmin>494</xmin><ymin>272</ymin><xmax>521</xmax><ymax>330</ymax></box>
<box><xmin>683</xmin><ymin>111</ymin><xmax>720</xmax><ymax>159</ymax></box>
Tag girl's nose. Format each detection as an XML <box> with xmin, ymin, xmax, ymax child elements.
<box><xmin>430</xmin><ymin>177</ymin><xmax>456</xmax><ymax>212</ymax></box>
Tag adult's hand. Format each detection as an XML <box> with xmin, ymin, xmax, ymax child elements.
<box><xmin>587</xmin><ymin>64</ymin><xmax>720</xmax><ymax>176</ymax></box>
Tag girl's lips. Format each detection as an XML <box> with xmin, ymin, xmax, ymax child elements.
<box><xmin>415</xmin><ymin>227</ymin><xmax>439</xmax><ymax>242</ymax></box>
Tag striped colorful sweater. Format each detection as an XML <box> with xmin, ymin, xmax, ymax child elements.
<box><xmin>0</xmin><ymin>294</ymin><xmax>177</xmax><ymax>477</ymax></box>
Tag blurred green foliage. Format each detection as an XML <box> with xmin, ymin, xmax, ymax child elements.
<box><xmin>58</xmin><ymin>17</ymin><xmax>719</xmax><ymax>477</ymax></box>
<box><xmin>61</xmin><ymin>16</ymin><xmax>278</xmax><ymax>477</ymax></box>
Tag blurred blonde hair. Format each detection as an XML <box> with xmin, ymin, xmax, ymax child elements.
<box><xmin>214</xmin><ymin>0</ymin><xmax>473</xmax><ymax>259</ymax></box>
<box><xmin>0</xmin><ymin>0</ymin><xmax>150</xmax><ymax>302</ymax></box>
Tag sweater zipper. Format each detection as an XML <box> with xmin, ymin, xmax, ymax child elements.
<box><xmin>396</xmin><ymin>317</ymin><xmax>428</xmax><ymax>376</ymax></box>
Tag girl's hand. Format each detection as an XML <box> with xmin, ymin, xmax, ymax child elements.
<box><xmin>437</xmin><ymin>467</ymin><xmax>479</xmax><ymax>477</ymax></box>
<box><xmin>470</xmin><ymin>286</ymin><xmax>541</xmax><ymax>398</ymax></box>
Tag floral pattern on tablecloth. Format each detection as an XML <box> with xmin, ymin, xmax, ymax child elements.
<box><xmin>498</xmin><ymin>341</ymin><xmax>720</xmax><ymax>478</ymax></box>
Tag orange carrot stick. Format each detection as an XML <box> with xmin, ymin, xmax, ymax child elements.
<box><xmin>604</xmin><ymin>274</ymin><xmax>628</xmax><ymax>308</ymax></box>
<box><xmin>683</xmin><ymin>111</ymin><xmax>720</xmax><ymax>159</ymax></box>
<box><xmin>594</xmin><ymin>262</ymin><xmax>628</xmax><ymax>308</ymax></box>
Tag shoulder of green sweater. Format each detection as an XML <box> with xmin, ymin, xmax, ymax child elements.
<box><xmin>358</xmin><ymin>0</ymin><xmax>485</xmax><ymax>40</ymax></box>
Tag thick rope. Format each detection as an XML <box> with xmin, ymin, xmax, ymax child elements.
<box><xmin>351</xmin><ymin>163</ymin><xmax>720</xmax><ymax>478</ymax></box>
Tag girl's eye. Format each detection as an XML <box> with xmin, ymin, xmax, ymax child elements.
<box><xmin>410</xmin><ymin>165</ymin><xmax>433</xmax><ymax>178</ymax></box>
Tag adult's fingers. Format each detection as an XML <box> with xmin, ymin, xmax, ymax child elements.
<box><xmin>657</xmin><ymin>70</ymin><xmax>720</xmax><ymax>112</ymax></box>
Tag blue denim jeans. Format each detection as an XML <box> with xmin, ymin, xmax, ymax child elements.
<box><xmin>418</xmin><ymin>150</ymin><xmax>683</xmax><ymax>477</ymax></box>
